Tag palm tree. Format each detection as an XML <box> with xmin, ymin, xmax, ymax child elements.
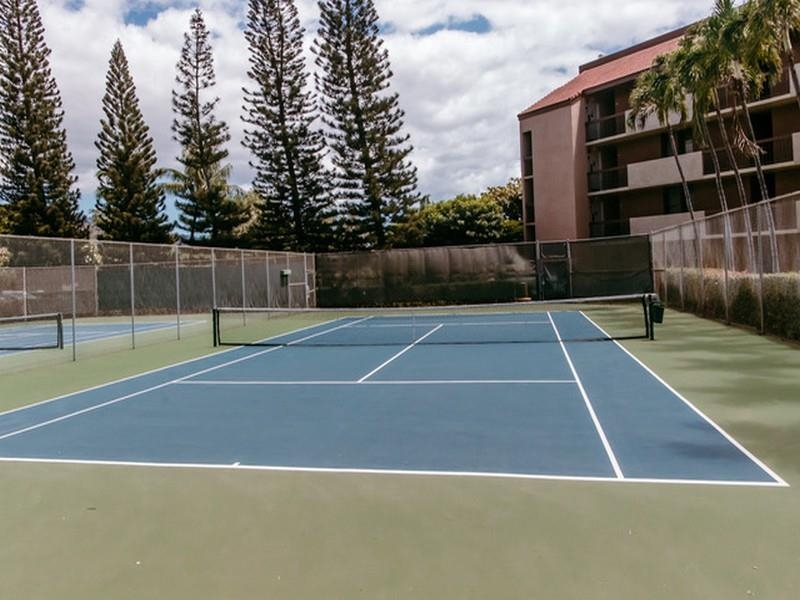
<box><xmin>748</xmin><ymin>0</ymin><xmax>800</xmax><ymax>115</ymax></box>
<box><xmin>629</xmin><ymin>53</ymin><xmax>703</xmax><ymax>307</ymax></box>
<box><xmin>726</xmin><ymin>0</ymin><xmax>781</xmax><ymax>269</ymax></box>
<box><xmin>674</xmin><ymin>34</ymin><xmax>736</xmax><ymax>319</ymax></box>
<box><xmin>628</xmin><ymin>54</ymin><xmax>696</xmax><ymax>220</ymax></box>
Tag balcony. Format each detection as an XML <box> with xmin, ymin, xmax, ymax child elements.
<box><xmin>701</xmin><ymin>134</ymin><xmax>794</xmax><ymax>175</ymax></box>
<box><xmin>590</xmin><ymin>219</ymin><xmax>630</xmax><ymax>238</ymax></box>
<box><xmin>586</xmin><ymin>112</ymin><xmax>627</xmax><ymax>142</ymax></box>
<box><xmin>588</xmin><ymin>165</ymin><xmax>628</xmax><ymax>192</ymax></box>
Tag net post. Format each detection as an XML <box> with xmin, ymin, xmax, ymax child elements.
<box><xmin>57</xmin><ymin>312</ymin><xmax>64</xmax><ymax>349</ymax></box>
<box><xmin>642</xmin><ymin>294</ymin><xmax>651</xmax><ymax>340</ymax></box>
<box><xmin>212</xmin><ymin>308</ymin><xmax>219</xmax><ymax>347</ymax></box>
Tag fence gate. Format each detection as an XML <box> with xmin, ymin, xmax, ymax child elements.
<box><xmin>537</xmin><ymin>242</ymin><xmax>571</xmax><ymax>300</ymax></box>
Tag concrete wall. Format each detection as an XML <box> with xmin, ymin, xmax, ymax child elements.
<box><xmin>630</xmin><ymin>212</ymin><xmax>705</xmax><ymax>235</ymax></box>
<box><xmin>627</xmin><ymin>152</ymin><xmax>704</xmax><ymax>188</ymax></box>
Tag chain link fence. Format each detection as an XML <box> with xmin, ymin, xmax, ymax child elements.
<box><xmin>650</xmin><ymin>192</ymin><xmax>800</xmax><ymax>341</ymax></box>
<box><xmin>0</xmin><ymin>234</ymin><xmax>313</xmax><ymax>364</ymax></box>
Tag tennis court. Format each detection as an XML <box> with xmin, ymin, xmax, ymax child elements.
<box><xmin>0</xmin><ymin>316</ymin><xmax>198</xmax><ymax>357</ymax></box>
<box><xmin>0</xmin><ymin>302</ymin><xmax>784</xmax><ymax>486</ymax></box>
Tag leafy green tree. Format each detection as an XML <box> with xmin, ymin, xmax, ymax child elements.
<box><xmin>243</xmin><ymin>0</ymin><xmax>333</xmax><ymax>251</ymax></box>
<box><xmin>483</xmin><ymin>178</ymin><xmax>523</xmax><ymax>223</ymax></box>
<box><xmin>172</xmin><ymin>8</ymin><xmax>245</xmax><ymax>245</ymax></box>
<box><xmin>314</xmin><ymin>0</ymin><xmax>419</xmax><ymax>249</ymax></box>
<box><xmin>0</xmin><ymin>0</ymin><xmax>86</xmax><ymax>237</ymax></box>
<box><xmin>391</xmin><ymin>192</ymin><xmax>521</xmax><ymax>248</ymax></box>
<box><xmin>94</xmin><ymin>40</ymin><xmax>172</xmax><ymax>243</ymax></box>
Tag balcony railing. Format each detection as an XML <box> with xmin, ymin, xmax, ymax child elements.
<box><xmin>701</xmin><ymin>134</ymin><xmax>794</xmax><ymax>175</ymax></box>
<box><xmin>586</xmin><ymin>112</ymin><xmax>627</xmax><ymax>142</ymax></box>
<box><xmin>715</xmin><ymin>75</ymin><xmax>791</xmax><ymax>110</ymax></box>
<box><xmin>588</xmin><ymin>165</ymin><xmax>628</xmax><ymax>192</ymax></box>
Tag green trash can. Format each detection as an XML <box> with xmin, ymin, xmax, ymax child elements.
<box><xmin>649</xmin><ymin>299</ymin><xmax>665</xmax><ymax>324</ymax></box>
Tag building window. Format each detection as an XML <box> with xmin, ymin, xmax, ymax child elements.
<box><xmin>522</xmin><ymin>130</ymin><xmax>535</xmax><ymax>241</ymax></box>
<box><xmin>663</xmin><ymin>186</ymin><xmax>687</xmax><ymax>214</ymax></box>
<box><xmin>661</xmin><ymin>129</ymin><xmax>692</xmax><ymax>157</ymax></box>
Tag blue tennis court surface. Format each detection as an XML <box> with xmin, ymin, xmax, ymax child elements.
<box><xmin>0</xmin><ymin>311</ymin><xmax>786</xmax><ymax>486</ymax></box>
<box><xmin>0</xmin><ymin>320</ymin><xmax>194</xmax><ymax>357</ymax></box>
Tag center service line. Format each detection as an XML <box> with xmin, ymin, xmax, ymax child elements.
<box><xmin>547</xmin><ymin>312</ymin><xmax>625</xmax><ymax>480</ymax></box>
<box><xmin>357</xmin><ymin>324</ymin><xmax>444</xmax><ymax>383</ymax></box>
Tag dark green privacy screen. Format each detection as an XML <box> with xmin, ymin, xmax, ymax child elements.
<box><xmin>316</xmin><ymin>237</ymin><xmax>653</xmax><ymax>307</ymax></box>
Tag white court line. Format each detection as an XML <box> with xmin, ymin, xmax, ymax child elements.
<box><xmin>357</xmin><ymin>325</ymin><xmax>443</xmax><ymax>382</ymax></box>
<box><xmin>0</xmin><ymin>317</ymin><xmax>371</xmax><ymax>442</ymax></box>
<box><xmin>176</xmin><ymin>379</ymin><xmax>576</xmax><ymax>386</ymax></box>
<box><xmin>579</xmin><ymin>311</ymin><xmax>789</xmax><ymax>487</ymax></box>
<box><xmin>0</xmin><ymin>317</ymin><xmax>347</xmax><ymax>420</ymax></box>
<box><xmin>0</xmin><ymin>456</ymin><xmax>786</xmax><ymax>487</ymax></box>
<box><xmin>347</xmin><ymin>321</ymin><xmax>551</xmax><ymax>328</ymax></box>
<box><xmin>548</xmin><ymin>312</ymin><xmax>625</xmax><ymax>480</ymax></box>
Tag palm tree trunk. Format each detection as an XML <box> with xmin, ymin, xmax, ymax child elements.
<box><xmin>667</xmin><ymin>125</ymin><xmax>695</xmax><ymax>219</ymax></box>
<box><xmin>700</xmin><ymin>116</ymin><xmax>733</xmax><ymax>323</ymax></box>
<box><xmin>668</xmin><ymin>125</ymin><xmax>704</xmax><ymax>306</ymax></box>
<box><xmin>712</xmin><ymin>90</ymin><xmax>756</xmax><ymax>269</ymax></box>
<box><xmin>736</xmin><ymin>82</ymin><xmax>780</xmax><ymax>272</ymax></box>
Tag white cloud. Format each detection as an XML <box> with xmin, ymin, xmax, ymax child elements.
<box><xmin>38</xmin><ymin>0</ymin><xmax>717</xmax><ymax>215</ymax></box>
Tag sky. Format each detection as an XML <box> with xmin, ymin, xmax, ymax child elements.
<box><xmin>38</xmin><ymin>0</ymin><xmax>720</xmax><ymax>219</ymax></box>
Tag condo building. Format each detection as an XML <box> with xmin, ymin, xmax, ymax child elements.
<box><xmin>518</xmin><ymin>26</ymin><xmax>800</xmax><ymax>241</ymax></box>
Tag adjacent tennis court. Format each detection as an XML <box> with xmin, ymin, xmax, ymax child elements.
<box><xmin>0</xmin><ymin>303</ymin><xmax>784</xmax><ymax>486</ymax></box>
<box><xmin>0</xmin><ymin>315</ymin><xmax>199</xmax><ymax>357</ymax></box>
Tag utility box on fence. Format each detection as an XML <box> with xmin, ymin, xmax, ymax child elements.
<box><xmin>280</xmin><ymin>269</ymin><xmax>292</xmax><ymax>288</ymax></box>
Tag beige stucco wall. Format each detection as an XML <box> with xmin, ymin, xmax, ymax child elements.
<box><xmin>520</xmin><ymin>102</ymin><xmax>587</xmax><ymax>241</ymax></box>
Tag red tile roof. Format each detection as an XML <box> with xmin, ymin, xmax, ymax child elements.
<box><xmin>518</xmin><ymin>30</ymin><xmax>685</xmax><ymax>118</ymax></box>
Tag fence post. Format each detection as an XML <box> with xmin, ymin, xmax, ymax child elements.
<box><xmin>22</xmin><ymin>266</ymin><xmax>27</xmax><ymax>317</ymax></box>
<box><xmin>239</xmin><ymin>250</ymin><xmax>247</xmax><ymax>314</ymax></box>
<box><xmin>662</xmin><ymin>233</ymin><xmax>669</xmax><ymax>307</ymax></box>
<box><xmin>756</xmin><ymin>205</ymin><xmax>766</xmax><ymax>335</ymax></box>
<box><xmin>304</xmin><ymin>253</ymin><xmax>310</xmax><ymax>308</ymax></box>
<box><xmin>286</xmin><ymin>253</ymin><xmax>292</xmax><ymax>308</ymax></box>
<box><xmin>94</xmin><ymin>264</ymin><xmax>99</xmax><ymax>317</ymax></box>
<box><xmin>535</xmin><ymin>241</ymin><xmax>542</xmax><ymax>301</ymax></box>
<box><xmin>175</xmin><ymin>245</ymin><xmax>182</xmax><ymax>340</ymax></box>
<box><xmin>129</xmin><ymin>243</ymin><xmax>136</xmax><ymax>349</ymax></box>
<box><xmin>211</xmin><ymin>248</ymin><xmax>217</xmax><ymax>309</ymax></box>
<box><xmin>722</xmin><ymin>218</ymin><xmax>731</xmax><ymax>324</ymax></box>
<box><xmin>678</xmin><ymin>226</ymin><xmax>686</xmax><ymax>310</ymax></box>
<box><xmin>265</xmin><ymin>251</ymin><xmax>271</xmax><ymax>308</ymax></box>
<box><xmin>70</xmin><ymin>239</ymin><xmax>77</xmax><ymax>362</ymax></box>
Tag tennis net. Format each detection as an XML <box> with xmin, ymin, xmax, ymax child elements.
<box><xmin>0</xmin><ymin>313</ymin><xmax>64</xmax><ymax>351</ymax></box>
<box><xmin>212</xmin><ymin>294</ymin><xmax>660</xmax><ymax>348</ymax></box>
